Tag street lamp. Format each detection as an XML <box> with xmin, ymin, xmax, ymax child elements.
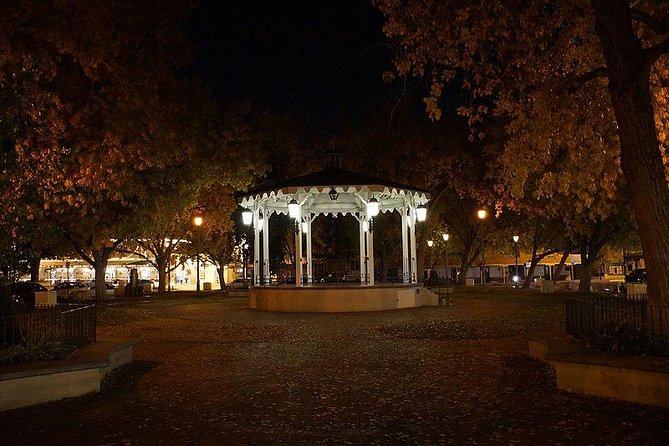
<box><xmin>416</xmin><ymin>205</ymin><xmax>427</xmax><ymax>222</ymax></box>
<box><xmin>366</xmin><ymin>197</ymin><xmax>380</xmax><ymax>217</ymax></box>
<box><xmin>427</xmin><ymin>239</ymin><xmax>434</xmax><ymax>247</ymax></box>
<box><xmin>477</xmin><ymin>209</ymin><xmax>488</xmax><ymax>286</ymax></box>
<box><xmin>512</xmin><ymin>235</ymin><xmax>520</xmax><ymax>286</ymax></box>
<box><xmin>288</xmin><ymin>198</ymin><xmax>301</xmax><ymax>219</ymax></box>
<box><xmin>192</xmin><ymin>214</ymin><xmax>203</xmax><ymax>292</ymax></box>
<box><xmin>443</xmin><ymin>233</ymin><xmax>450</xmax><ymax>286</ymax></box>
<box><xmin>241</xmin><ymin>209</ymin><xmax>253</xmax><ymax>226</ymax></box>
<box><xmin>288</xmin><ymin>198</ymin><xmax>303</xmax><ymax>285</ymax></box>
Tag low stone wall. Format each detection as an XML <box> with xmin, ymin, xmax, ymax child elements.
<box><xmin>0</xmin><ymin>338</ymin><xmax>137</xmax><ymax>411</ymax></box>
<box><xmin>529</xmin><ymin>336</ymin><xmax>669</xmax><ymax>408</ymax></box>
<box><xmin>249</xmin><ymin>285</ymin><xmax>437</xmax><ymax>312</ymax></box>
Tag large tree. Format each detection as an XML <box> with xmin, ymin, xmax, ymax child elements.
<box><xmin>0</xmin><ymin>0</ymin><xmax>235</xmax><ymax>299</ymax></box>
<box><xmin>374</xmin><ymin>0</ymin><xmax>669</xmax><ymax>306</ymax></box>
<box><xmin>375</xmin><ymin>0</ymin><xmax>669</xmax><ymax>305</ymax></box>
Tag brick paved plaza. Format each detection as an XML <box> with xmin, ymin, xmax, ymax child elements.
<box><xmin>1</xmin><ymin>291</ymin><xmax>668</xmax><ymax>445</ymax></box>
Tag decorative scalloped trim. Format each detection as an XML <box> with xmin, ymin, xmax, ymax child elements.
<box><xmin>240</xmin><ymin>185</ymin><xmax>430</xmax><ymax>216</ymax></box>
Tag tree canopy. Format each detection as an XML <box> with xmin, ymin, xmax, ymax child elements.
<box><xmin>374</xmin><ymin>0</ymin><xmax>669</xmax><ymax>306</ymax></box>
<box><xmin>0</xmin><ymin>1</ymin><xmax>266</xmax><ymax>297</ymax></box>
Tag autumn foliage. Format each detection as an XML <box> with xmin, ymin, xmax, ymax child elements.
<box><xmin>374</xmin><ymin>0</ymin><xmax>669</xmax><ymax>306</ymax></box>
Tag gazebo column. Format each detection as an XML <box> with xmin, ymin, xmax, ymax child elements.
<box><xmin>294</xmin><ymin>220</ymin><xmax>302</xmax><ymax>287</ymax></box>
<box><xmin>409</xmin><ymin>207</ymin><xmax>417</xmax><ymax>283</ymax></box>
<box><xmin>359</xmin><ymin>215</ymin><xmax>367</xmax><ymax>284</ymax></box>
<box><xmin>253</xmin><ymin>209</ymin><xmax>260</xmax><ymax>286</ymax></box>
<box><xmin>305</xmin><ymin>216</ymin><xmax>313</xmax><ymax>284</ymax></box>
<box><xmin>262</xmin><ymin>211</ymin><xmax>270</xmax><ymax>285</ymax></box>
<box><xmin>401</xmin><ymin>209</ymin><xmax>409</xmax><ymax>283</ymax></box>
<box><xmin>368</xmin><ymin>218</ymin><xmax>375</xmax><ymax>286</ymax></box>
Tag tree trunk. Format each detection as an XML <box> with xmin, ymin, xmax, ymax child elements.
<box><xmin>522</xmin><ymin>260</ymin><xmax>538</xmax><ymax>289</ymax></box>
<box><xmin>92</xmin><ymin>250</ymin><xmax>111</xmax><ymax>301</ymax></box>
<box><xmin>522</xmin><ymin>250</ymin><xmax>558</xmax><ymax>288</ymax></box>
<box><xmin>94</xmin><ymin>260</ymin><xmax>106</xmax><ymax>300</ymax></box>
<box><xmin>157</xmin><ymin>258</ymin><xmax>167</xmax><ymax>293</ymax></box>
<box><xmin>593</xmin><ymin>0</ymin><xmax>669</xmax><ymax>309</ymax></box>
<box><xmin>553</xmin><ymin>251</ymin><xmax>570</xmax><ymax>281</ymax></box>
<box><xmin>578</xmin><ymin>255</ymin><xmax>597</xmax><ymax>293</ymax></box>
<box><xmin>29</xmin><ymin>256</ymin><xmax>40</xmax><ymax>282</ymax></box>
<box><xmin>522</xmin><ymin>244</ymin><xmax>539</xmax><ymax>289</ymax></box>
<box><xmin>457</xmin><ymin>251</ymin><xmax>478</xmax><ymax>285</ymax></box>
<box><xmin>577</xmin><ymin>237</ymin><xmax>600</xmax><ymax>293</ymax></box>
<box><xmin>217</xmin><ymin>265</ymin><xmax>226</xmax><ymax>290</ymax></box>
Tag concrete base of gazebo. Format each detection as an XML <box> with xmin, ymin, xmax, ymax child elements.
<box><xmin>248</xmin><ymin>284</ymin><xmax>438</xmax><ymax>312</ymax></box>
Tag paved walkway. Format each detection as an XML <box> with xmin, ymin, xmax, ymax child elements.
<box><xmin>1</xmin><ymin>293</ymin><xmax>668</xmax><ymax>445</ymax></box>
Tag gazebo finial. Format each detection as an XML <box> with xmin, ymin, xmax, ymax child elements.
<box><xmin>326</xmin><ymin>138</ymin><xmax>342</xmax><ymax>169</ymax></box>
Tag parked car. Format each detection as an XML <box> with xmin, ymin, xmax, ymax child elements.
<box><xmin>321</xmin><ymin>271</ymin><xmax>361</xmax><ymax>284</ymax></box>
<box><xmin>227</xmin><ymin>278</ymin><xmax>249</xmax><ymax>289</ymax></box>
<box><xmin>342</xmin><ymin>271</ymin><xmax>360</xmax><ymax>283</ymax></box>
<box><xmin>53</xmin><ymin>281</ymin><xmax>91</xmax><ymax>299</ymax></box>
<box><xmin>624</xmin><ymin>268</ymin><xmax>647</xmax><ymax>283</ymax></box>
<box><xmin>6</xmin><ymin>281</ymin><xmax>48</xmax><ymax>306</ymax></box>
<box><xmin>87</xmin><ymin>280</ymin><xmax>114</xmax><ymax>290</ymax></box>
<box><xmin>137</xmin><ymin>279</ymin><xmax>154</xmax><ymax>291</ymax></box>
<box><xmin>619</xmin><ymin>269</ymin><xmax>647</xmax><ymax>295</ymax></box>
<box><xmin>323</xmin><ymin>272</ymin><xmax>344</xmax><ymax>283</ymax></box>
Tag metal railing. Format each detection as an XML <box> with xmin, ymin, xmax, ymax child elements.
<box><xmin>565</xmin><ymin>295</ymin><xmax>668</xmax><ymax>355</ymax></box>
<box><xmin>1</xmin><ymin>304</ymin><xmax>96</xmax><ymax>360</ymax></box>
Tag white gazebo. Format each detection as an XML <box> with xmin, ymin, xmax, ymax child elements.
<box><xmin>239</xmin><ymin>166</ymin><xmax>430</xmax><ymax>289</ymax></box>
<box><xmin>239</xmin><ymin>166</ymin><xmax>437</xmax><ymax>312</ymax></box>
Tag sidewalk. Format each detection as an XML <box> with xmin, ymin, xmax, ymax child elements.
<box><xmin>1</xmin><ymin>293</ymin><xmax>668</xmax><ymax>444</ymax></box>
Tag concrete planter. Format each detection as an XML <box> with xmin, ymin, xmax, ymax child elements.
<box><xmin>0</xmin><ymin>338</ymin><xmax>138</xmax><ymax>411</ymax></box>
<box><xmin>34</xmin><ymin>291</ymin><xmax>57</xmax><ymax>306</ymax></box>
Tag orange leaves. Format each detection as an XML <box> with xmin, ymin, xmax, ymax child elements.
<box><xmin>373</xmin><ymin>0</ymin><xmax>631</xmax><ymax>239</ymax></box>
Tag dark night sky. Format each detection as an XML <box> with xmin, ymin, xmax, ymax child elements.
<box><xmin>187</xmin><ymin>0</ymin><xmax>393</xmax><ymax>130</ymax></box>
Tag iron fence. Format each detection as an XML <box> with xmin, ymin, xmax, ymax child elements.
<box><xmin>0</xmin><ymin>304</ymin><xmax>96</xmax><ymax>360</ymax></box>
<box><xmin>565</xmin><ymin>295</ymin><xmax>668</xmax><ymax>355</ymax></box>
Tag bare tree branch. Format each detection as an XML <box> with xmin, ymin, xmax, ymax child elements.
<box><xmin>71</xmin><ymin>241</ymin><xmax>94</xmax><ymax>266</ymax></box>
<box><xmin>566</xmin><ymin>67</ymin><xmax>609</xmax><ymax>92</ymax></box>
<box><xmin>116</xmin><ymin>248</ymin><xmax>158</xmax><ymax>269</ymax></box>
<box><xmin>630</xmin><ymin>7</ymin><xmax>669</xmax><ymax>35</ymax></box>
<box><xmin>645</xmin><ymin>35</ymin><xmax>669</xmax><ymax>69</ymax></box>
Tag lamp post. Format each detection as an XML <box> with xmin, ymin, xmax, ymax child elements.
<box><xmin>442</xmin><ymin>233</ymin><xmax>450</xmax><ymax>287</ymax></box>
<box><xmin>288</xmin><ymin>198</ymin><xmax>302</xmax><ymax>286</ymax></box>
<box><xmin>427</xmin><ymin>239</ymin><xmax>433</xmax><ymax>284</ymax></box>
<box><xmin>192</xmin><ymin>214</ymin><xmax>203</xmax><ymax>292</ymax></box>
<box><xmin>512</xmin><ymin>235</ymin><xmax>519</xmax><ymax>287</ymax></box>
<box><xmin>477</xmin><ymin>209</ymin><xmax>488</xmax><ymax>286</ymax></box>
<box><xmin>242</xmin><ymin>242</ymin><xmax>249</xmax><ymax>284</ymax></box>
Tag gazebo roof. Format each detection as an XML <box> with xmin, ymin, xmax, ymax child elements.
<box><xmin>245</xmin><ymin>167</ymin><xmax>430</xmax><ymax>196</ymax></box>
<box><xmin>239</xmin><ymin>167</ymin><xmax>431</xmax><ymax>217</ymax></box>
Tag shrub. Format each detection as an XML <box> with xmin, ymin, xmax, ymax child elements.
<box><xmin>592</xmin><ymin>323</ymin><xmax>669</xmax><ymax>356</ymax></box>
